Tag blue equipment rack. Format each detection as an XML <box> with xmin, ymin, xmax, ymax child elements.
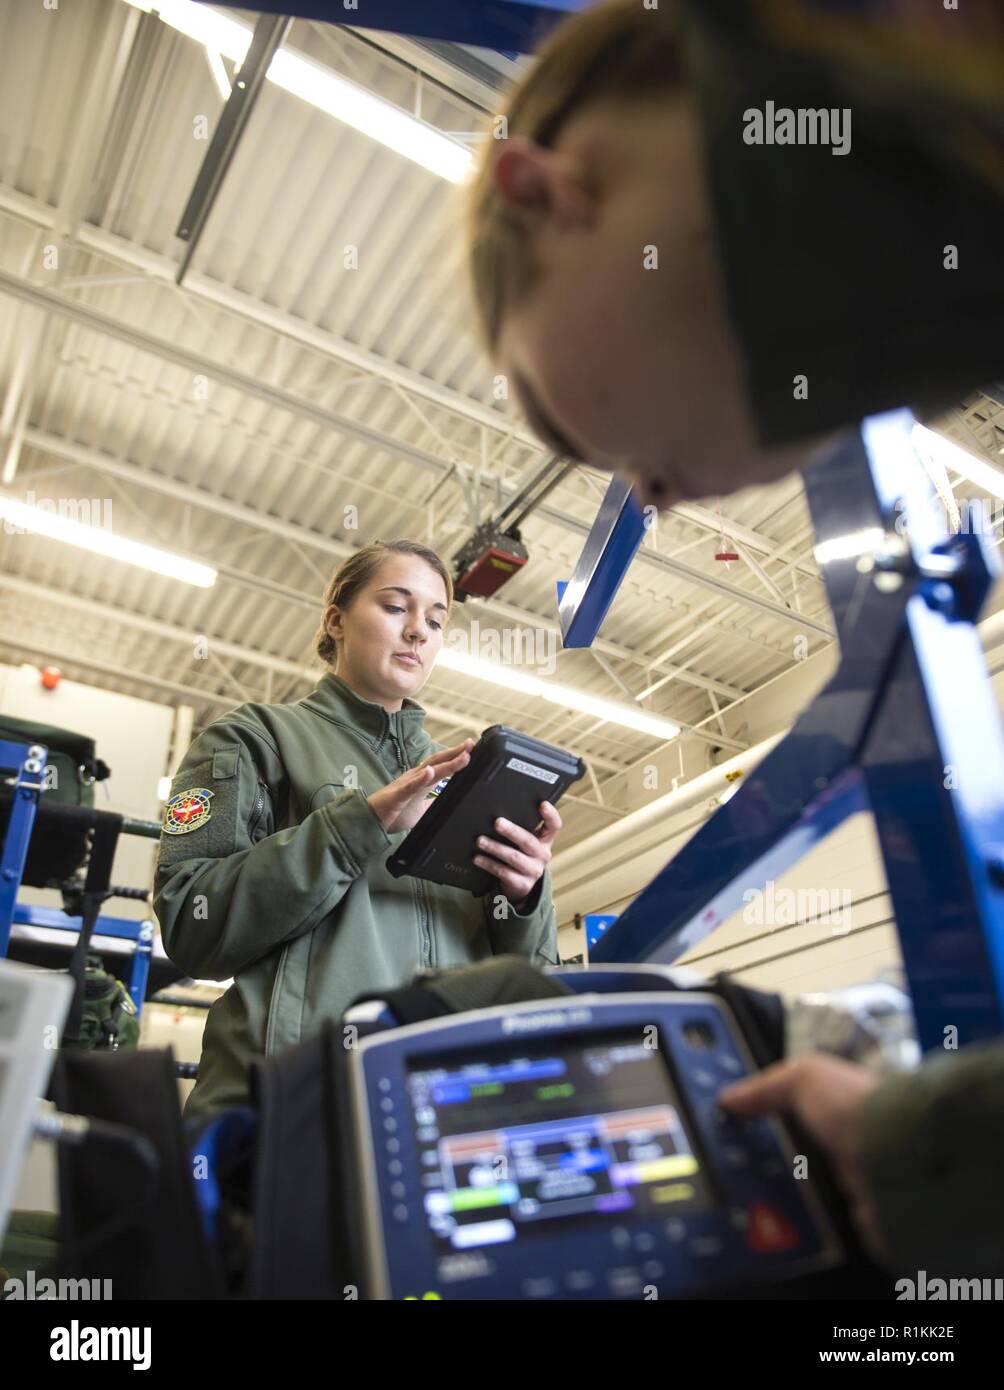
<box><xmin>0</xmin><ymin>738</ymin><xmax>158</xmax><ymax>1016</ymax></box>
<box><xmin>567</xmin><ymin>411</ymin><xmax>1004</xmax><ymax>1054</ymax></box>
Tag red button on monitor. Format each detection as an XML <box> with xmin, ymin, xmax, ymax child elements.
<box><xmin>746</xmin><ymin>1202</ymin><xmax>801</xmax><ymax>1254</ymax></box>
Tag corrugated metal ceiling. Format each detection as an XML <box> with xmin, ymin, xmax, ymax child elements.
<box><xmin>1</xmin><ymin>0</ymin><xmax>996</xmax><ymax>844</ymax></box>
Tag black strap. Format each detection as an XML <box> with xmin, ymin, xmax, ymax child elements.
<box><xmin>710</xmin><ymin>974</ymin><xmax>786</xmax><ymax>1069</ymax></box>
<box><xmin>63</xmin><ymin>812</ymin><xmax>123</xmax><ymax>1045</ymax></box>
<box><xmin>349</xmin><ymin>983</ymin><xmax>456</xmax><ymax>1026</ymax></box>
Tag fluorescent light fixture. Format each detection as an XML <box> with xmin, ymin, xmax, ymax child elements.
<box><xmin>912</xmin><ymin>423</ymin><xmax>1004</xmax><ymax>501</ymax></box>
<box><xmin>0</xmin><ymin>496</ymin><xmax>217</xmax><ymax>587</ymax></box>
<box><xmin>121</xmin><ymin>0</ymin><xmax>474</xmax><ymax>183</ymax></box>
<box><xmin>205</xmin><ymin>48</ymin><xmax>232</xmax><ymax>100</ymax></box>
<box><xmin>268</xmin><ymin>49</ymin><xmax>472</xmax><ymax>183</ymax></box>
<box><xmin>123</xmin><ymin>0</ymin><xmax>249</xmax><ymax>56</ymax></box>
<box><xmin>436</xmin><ymin>646</ymin><xmax>680</xmax><ymax>741</ymax></box>
<box><xmin>813</xmin><ymin>527</ymin><xmax>884</xmax><ymax>566</ymax></box>
<box><xmin>157</xmin><ymin>776</ymin><xmax>172</xmax><ymax>800</ymax></box>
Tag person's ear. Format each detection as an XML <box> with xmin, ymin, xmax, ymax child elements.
<box><xmin>324</xmin><ymin>604</ymin><xmax>343</xmax><ymax>645</ymax></box>
<box><xmin>492</xmin><ymin>137</ymin><xmax>593</xmax><ymax>225</ymax></box>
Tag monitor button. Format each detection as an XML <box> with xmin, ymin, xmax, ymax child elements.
<box><xmin>746</xmin><ymin>1202</ymin><xmax>801</xmax><ymax>1254</ymax></box>
<box><xmin>707</xmin><ymin>1103</ymin><xmax>740</xmax><ymax>1133</ymax></box>
<box><xmin>633</xmin><ymin>1232</ymin><xmax>657</xmax><ymax>1254</ymax></box>
<box><xmin>607</xmin><ymin>1266</ymin><xmax>644</xmax><ymax>1297</ymax></box>
<box><xmin>664</xmin><ymin>1218</ymin><xmax>687</xmax><ymax>1243</ymax></box>
<box><xmin>392</xmin><ymin>1204</ymin><xmax>409</xmax><ymax>1223</ymax></box>
<box><xmin>690</xmin><ymin>1235</ymin><xmax>724</xmax><ymax>1258</ymax></box>
<box><xmin>521</xmin><ymin>1277</ymin><xmax>558</xmax><ymax>1298</ymax></box>
<box><xmin>564</xmin><ymin>1270</ymin><xmax>596</xmax><ymax>1293</ymax></box>
<box><xmin>717</xmin><ymin>1054</ymin><xmax>744</xmax><ymax>1077</ymax></box>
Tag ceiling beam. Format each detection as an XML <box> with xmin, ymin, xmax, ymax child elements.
<box><xmin>0</xmin><ymin>572</ymin><xmax>630</xmax><ymax>774</ymax></box>
<box><xmin>0</xmin><ymin>624</ymin><xmax>626</xmax><ymax>820</ymax></box>
<box><xmin>0</xmin><ymin>260</ymin><xmax>833</xmax><ymax>636</ymax></box>
<box><xmin>21</xmin><ymin>428</ymin><xmax>757</xmax><ymax>720</ymax></box>
<box><xmin>0</xmin><ymin>184</ymin><xmax>534</xmax><ymax>449</ymax></box>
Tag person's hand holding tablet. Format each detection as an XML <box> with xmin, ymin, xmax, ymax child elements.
<box><xmin>473</xmin><ymin>800</ymin><xmax>563</xmax><ymax>911</ymax></box>
<box><xmin>367</xmin><ymin>740</ymin><xmax>474</xmax><ymax>834</ymax></box>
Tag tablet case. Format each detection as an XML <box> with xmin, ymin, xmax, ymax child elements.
<box><xmin>386</xmin><ymin>726</ymin><xmax>585</xmax><ymax>895</ymax></box>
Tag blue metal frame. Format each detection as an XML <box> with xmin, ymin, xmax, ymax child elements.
<box><xmin>10</xmin><ymin>904</ymin><xmax>154</xmax><ymax>1017</ymax></box>
<box><xmin>575</xmin><ymin>411</ymin><xmax>1004</xmax><ymax>1054</ymax></box>
<box><xmin>1</xmin><ymin>739</ymin><xmax>154</xmax><ymax>1016</ymax></box>
<box><xmin>557</xmin><ymin>479</ymin><xmax>647</xmax><ymax>649</ymax></box>
<box><xmin>0</xmin><ymin>739</ymin><xmax>46</xmax><ymax>958</ymax></box>
<box><xmin>584</xmin><ymin>913</ymin><xmax>618</xmax><ymax>951</ymax></box>
<box><xmin>215</xmin><ymin>1</ymin><xmax>586</xmax><ymax>53</ymax></box>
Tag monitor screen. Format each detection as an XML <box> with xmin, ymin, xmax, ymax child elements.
<box><xmin>405</xmin><ymin>1029</ymin><xmax>714</xmax><ymax>1253</ymax></box>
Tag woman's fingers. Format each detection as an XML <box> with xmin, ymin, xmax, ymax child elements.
<box><xmin>488</xmin><ymin>812</ymin><xmax>555</xmax><ymax>860</ymax></box>
<box><xmin>474</xmin><ymin>835</ymin><xmax>537</xmax><ymax>877</ymax></box>
<box><xmin>397</xmin><ymin>747</ymin><xmax>470</xmax><ymax>801</ymax></box>
<box><xmin>422</xmin><ymin>739</ymin><xmax>474</xmax><ymax>769</ymax></box>
<box><xmin>536</xmin><ymin>800</ymin><xmax>563</xmax><ymax>843</ymax></box>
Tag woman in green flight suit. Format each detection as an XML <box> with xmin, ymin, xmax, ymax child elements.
<box><xmin>154</xmin><ymin>538</ymin><xmax>564</xmax><ymax>1122</ymax></box>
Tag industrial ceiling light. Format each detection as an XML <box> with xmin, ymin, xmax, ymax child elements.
<box><xmin>813</xmin><ymin>528</ymin><xmax>885</xmax><ymax>566</ymax></box>
<box><xmin>121</xmin><ymin>0</ymin><xmax>474</xmax><ymax>182</ymax></box>
<box><xmin>436</xmin><ymin>646</ymin><xmax>680</xmax><ymax>741</ymax></box>
<box><xmin>205</xmin><ymin>48</ymin><xmax>232</xmax><ymax>99</ymax></box>
<box><xmin>912</xmin><ymin>423</ymin><xmax>1004</xmax><ymax>501</ymax></box>
<box><xmin>0</xmin><ymin>496</ymin><xmax>217</xmax><ymax>587</ymax></box>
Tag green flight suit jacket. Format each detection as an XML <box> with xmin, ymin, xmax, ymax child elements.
<box><xmin>153</xmin><ymin>672</ymin><xmax>559</xmax><ymax>1122</ymax></box>
<box><xmin>859</xmin><ymin>1039</ymin><xmax>1004</xmax><ymax>1279</ymax></box>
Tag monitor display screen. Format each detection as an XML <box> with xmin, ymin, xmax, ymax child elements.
<box><xmin>405</xmin><ymin>1029</ymin><xmax>714</xmax><ymax>1253</ymax></box>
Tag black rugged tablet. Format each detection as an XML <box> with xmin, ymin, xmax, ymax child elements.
<box><xmin>386</xmin><ymin>725</ymin><xmax>585</xmax><ymax>895</ymax></box>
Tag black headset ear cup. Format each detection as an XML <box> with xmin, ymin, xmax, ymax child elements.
<box><xmin>709</xmin><ymin>974</ymin><xmax>786</xmax><ymax>1068</ymax></box>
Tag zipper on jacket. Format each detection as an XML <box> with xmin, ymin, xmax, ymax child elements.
<box><xmin>389</xmin><ymin>725</ymin><xmax>434</xmax><ymax>964</ymax></box>
<box><xmin>394</xmin><ymin>729</ymin><xmax>432</xmax><ymax>964</ymax></box>
<box><xmin>249</xmin><ymin>782</ymin><xmax>267</xmax><ymax>839</ymax></box>
<box><xmin>416</xmin><ymin>876</ymin><xmax>434</xmax><ymax>967</ymax></box>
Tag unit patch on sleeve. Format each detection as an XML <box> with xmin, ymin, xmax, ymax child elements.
<box><xmin>163</xmin><ymin>787</ymin><xmax>215</xmax><ymax>835</ymax></box>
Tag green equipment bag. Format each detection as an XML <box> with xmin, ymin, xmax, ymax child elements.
<box><xmin>0</xmin><ymin>714</ymin><xmax>110</xmax><ymax>887</ymax></box>
<box><xmin>63</xmin><ymin>952</ymin><xmax>140</xmax><ymax>1051</ymax></box>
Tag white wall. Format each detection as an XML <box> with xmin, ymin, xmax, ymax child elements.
<box><xmin>675</xmin><ymin>813</ymin><xmax>898</xmax><ymax>998</ymax></box>
<box><xmin>552</xmin><ymin>786</ymin><xmax>898</xmax><ymax>999</ymax></box>
<box><xmin>550</xmin><ymin>614</ymin><xmax>1004</xmax><ymax>1000</ymax></box>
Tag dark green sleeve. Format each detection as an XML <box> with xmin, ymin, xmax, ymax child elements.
<box><xmin>153</xmin><ymin>719</ymin><xmax>390</xmax><ymax>981</ymax></box>
<box><xmin>482</xmin><ymin>866</ymin><xmax>560</xmax><ymax>968</ymax></box>
<box><xmin>859</xmin><ymin>1040</ymin><xmax>1004</xmax><ymax>1278</ymax></box>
